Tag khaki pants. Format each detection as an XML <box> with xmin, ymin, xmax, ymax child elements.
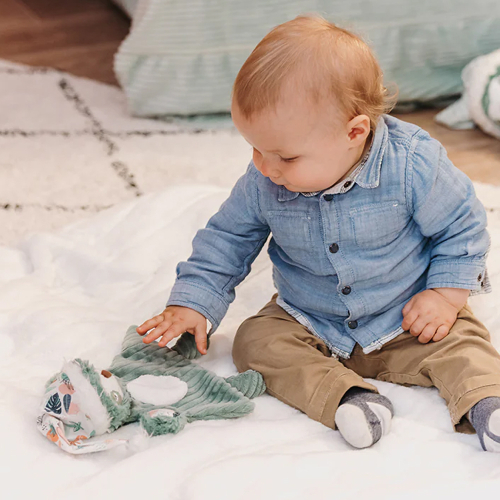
<box><xmin>232</xmin><ymin>293</ymin><xmax>500</xmax><ymax>433</ymax></box>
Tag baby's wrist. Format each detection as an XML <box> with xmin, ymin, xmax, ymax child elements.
<box><xmin>431</xmin><ymin>287</ymin><xmax>469</xmax><ymax>311</ymax></box>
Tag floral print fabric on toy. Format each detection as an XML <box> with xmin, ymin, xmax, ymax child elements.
<box><xmin>37</xmin><ymin>361</ymin><xmax>128</xmax><ymax>454</ymax></box>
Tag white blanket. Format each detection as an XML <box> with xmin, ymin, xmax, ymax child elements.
<box><xmin>2</xmin><ymin>59</ymin><xmax>500</xmax><ymax>499</ymax></box>
<box><xmin>2</xmin><ymin>179</ymin><xmax>500</xmax><ymax>500</ymax></box>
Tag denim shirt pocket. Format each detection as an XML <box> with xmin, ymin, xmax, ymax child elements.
<box><xmin>349</xmin><ymin>200</ymin><xmax>409</xmax><ymax>249</ymax></box>
<box><xmin>266</xmin><ymin>210</ymin><xmax>315</xmax><ymax>264</ymax></box>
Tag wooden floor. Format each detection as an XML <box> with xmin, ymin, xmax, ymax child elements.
<box><xmin>392</xmin><ymin>110</ymin><xmax>500</xmax><ymax>186</ymax></box>
<box><xmin>0</xmin><ymin>0</ymin><xmax>130</xmax><ymax>85</ymax></box>
<box><xmin>2</xmin><ymin>0</ymin><xmax>500</xmax><ymax>185</ymax></box>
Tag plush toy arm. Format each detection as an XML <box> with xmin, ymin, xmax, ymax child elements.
<box><xmin>225</xmin><ymin>370</ymin><xmax>266</xmax><ymax>399</ymax></box>
<box><xmin>139</xmin><ymin>408</ymin><xmax>187</xmax><ymax>436</ymax></box>
<box><xmin>172</xmin><ymin>331</ymin><xmax>212</xmax><ymax>359</ymax></box>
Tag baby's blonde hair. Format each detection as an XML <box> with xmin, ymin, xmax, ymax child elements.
<box><xmin>232</xmin><ymin>15</ymin><xmax>398</xmax><ymax>133</ymax></box>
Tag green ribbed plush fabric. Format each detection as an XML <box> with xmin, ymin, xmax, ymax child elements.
<box><xmin>109</xmin><ymin>325</ymin><xmax>266</xmax><ymax>435</ymax></box>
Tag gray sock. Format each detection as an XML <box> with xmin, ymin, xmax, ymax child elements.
<box><xmin>334</xmin><ymin>387</ymin><xmax>394</xmax><ymax>449</ymax></box>
<box><xmin>469</xmin><ymin>397</ymin><xmax>500</xmax><ymax>452</ymax></box>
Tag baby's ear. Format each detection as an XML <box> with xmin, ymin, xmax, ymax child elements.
<box><xmin>140</xmin><ymin>408</ymin><xmax>186</xmax><ymax>436</ymax></box>
<box><xmin>347</xmin><ymin>114</ymin><xmax>371</xmax><ymax>144</ymax></box>
<box><xmin>172</xmin><ymin>331</ymin><xmax>211</xmax><ymax>359</ymax></box>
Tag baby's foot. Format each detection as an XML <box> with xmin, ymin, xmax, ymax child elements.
<box><xmin>334</xmin><ymin>387</ymin><xmax>393</xmax><ymax>449</ymax></box>
<box><xmin>469</xmin><ymin>397</ymin><xmax>500</xmax><ymax>452</ymax></box>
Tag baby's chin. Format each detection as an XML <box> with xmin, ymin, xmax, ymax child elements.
<box><xmin>283</xmin><ymin>184</ymin><xmax>322</xmax><ymax>193</ymax></box>
<box><xmin>271</xmin><ymin>179</ymin><xmax>325</xmax><ymax>193</ymax></box>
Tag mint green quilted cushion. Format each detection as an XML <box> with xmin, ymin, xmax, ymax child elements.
<box><xmin>114</xmin><ymin>0</ymin><xmax>500</xmax><ymax>117</ymax></box>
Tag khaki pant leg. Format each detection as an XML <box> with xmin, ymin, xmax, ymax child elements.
<box><xmin>343</xmin><ymin>302</ymin><xmax>500</xmax><ymax>434</ymax></box>
<box><xmin>232</xmin><ymin>293</ymin><xmax>379</xmax><ymax>430</ymax></box>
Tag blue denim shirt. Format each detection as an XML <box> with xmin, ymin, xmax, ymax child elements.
<box><xmin>166</xmin><ymin>114</ymin><xmax>492</xmax><ymax>359</ymax></box>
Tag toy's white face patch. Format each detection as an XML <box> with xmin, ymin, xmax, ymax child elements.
<box><xmin>126</xmin><ymin>375</ymin><xmax>188</xmax><ymax>406</ymax></box>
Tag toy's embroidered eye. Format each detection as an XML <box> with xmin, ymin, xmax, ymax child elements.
<box><xmin>111</xmin><ymin>390</ymin><xmax>122</xmax><ymax>404</ymax></box>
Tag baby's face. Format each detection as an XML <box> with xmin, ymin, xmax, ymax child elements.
<box><xmin>231</xmin><ymin>96</ymin><xmax>365</xmax><ymax>193</ymax></box>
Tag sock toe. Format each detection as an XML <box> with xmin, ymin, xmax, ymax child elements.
<box><xmin>334</xmin><ymin>389</ymin><xmax>393</xmax><ymax>449</ymax></box>
<box><xmin>335</xmin><ymin>404</ymin><xmax>375</xmax><ymax>449</ymax></box>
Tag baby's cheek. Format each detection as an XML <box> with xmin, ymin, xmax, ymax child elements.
<box><xmin>288</xmin><ymin>166</ymin><xmax>319</xmax><ymax>187</ymax></box>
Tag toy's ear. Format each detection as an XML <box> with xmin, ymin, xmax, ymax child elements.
<box><xmin>173</xmin><ymin>331</ymin><xmax>211</xmax><ymax>359</ymax></box>
<box><xmin>140</xmin><ymin>408</ymin><xmax>187</xmax><ymax>436</ymax></box>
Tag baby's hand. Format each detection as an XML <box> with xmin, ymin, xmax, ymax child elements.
<box><xmin>136</xmin><ymin>306</ymin><xmax>208</xmax><ymax>354</ymax></box>
<box><xmin>401</xmin><ymin>289</ymin><xmax>459</xmax><ymax>343</ymax></box>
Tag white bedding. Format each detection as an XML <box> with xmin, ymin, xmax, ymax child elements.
<box><xmin>2</xmin><ymin>59</ymin><xmax>500</xmax><ymax>499</ymax></box>
<box><xmin>2</xmin><ymin>179</ymin><xmax>500</xmax><ymax>499</ymax></box>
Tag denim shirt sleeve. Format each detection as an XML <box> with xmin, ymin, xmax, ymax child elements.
<box><xmin>407</xmin><ymin>130</ymin><xmax>491</xmax><ymax>295</ymax></box>
<box><xmin>165</xmin><ymin>163</ymin><xmax>270</xmax><ymax>332</ymax></box>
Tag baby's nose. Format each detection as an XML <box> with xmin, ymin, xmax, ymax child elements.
<box><xmin>259</xmin><ymin>158</ymin><xmax>279</xmax><ymax>178</ymax></box>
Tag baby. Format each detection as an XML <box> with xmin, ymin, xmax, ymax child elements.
<box><xmin>136</xmin><ymin>16</ymin><xmax>500</xmax><ymax>451</ymax></box>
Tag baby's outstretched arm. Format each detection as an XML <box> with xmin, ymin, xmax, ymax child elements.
<box><xmin>136</xmin><ymin>305</ymin><xmax>208</xmax><ymax>354</ymax></box>
<box><xmin>140</xmin><ymin>163</ymin><xmax>270</xmax><ymax>355</ymax></box>
<box><xmin>164</xmin><ymin>163</ymin><xmax>270</xmax><ymax>337</ymax></box>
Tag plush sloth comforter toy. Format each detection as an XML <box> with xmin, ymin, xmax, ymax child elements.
<box><xmin>37</xmin><ymin>326</ymin><xmax>265</xmax><ymax>454</ymax></box>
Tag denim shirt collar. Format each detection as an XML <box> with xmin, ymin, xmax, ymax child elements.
<box><xmin>277</xmin><ymin>116</ymin><xmax>389</xmax><ymax>202</ymax></box>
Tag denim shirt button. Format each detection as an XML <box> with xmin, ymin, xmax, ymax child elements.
<box><xmin>348</xmin><ymin>320</ymin><xmax>358</xmax><ymax>329</ymax></box>
<box><xmin>329</xmin><ymin>243</ymin><xmax>339</xmax><ymax>253</ymax></box>
<box><xmin>343</xmin><ymin>181</ymin><xmax>352</xmax><ymax>189</ymax></box>
<box><xmin>478</xmin><ymin>273</ymin><xmax>482</xmax><ymax>281</ymax></box>
<box><xmin>342</xmin><ymin>285</ymin><xmax>351</xmax><ymax>295</ymax></box>
<box><xmin>324</xmin><ymin>194</ymin><xmax>334</xmax><ymax>201</ymax></box>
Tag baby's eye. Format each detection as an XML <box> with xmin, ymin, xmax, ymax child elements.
<box><xmin>280</xmin><ymin>156</ymin><xmax>298</xmax><ymax>163</ymax></box>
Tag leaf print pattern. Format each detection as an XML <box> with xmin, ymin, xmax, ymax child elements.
<box><xmin>69</xmin><ymin>435</ymin><xmax>88</xmax><ymax>446</ymax></box>
<box><xmin>46</xmin><ymin>424</ymin><xmax>59</xmax><ymax>443</ymax></box>
<box><xmin>66</xmin><ymin>421</ymin><xmax>83</xmax><ymax>432</ymax></box>
<box><xmin>45</xmin><ymin>393</ymin><xmax>62</xmax><ymax>414</ymax></box>
<box><xmin>67</xmin><ymin>402</ymin><xmax>80</xmax><ymax>415</ymax></box>
<box><xmin>59</xmin><ymin>382</ymin><xmax>75</xmax><ymax>395</ymax></box>
<box><xmin>63</xmin><ymin>394</ymin><xmax>71</xmax><ymax>413</ymax></box>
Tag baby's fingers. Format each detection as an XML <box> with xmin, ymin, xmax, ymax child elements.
<box><xmin>401</xmin><ymin>309</ymin><xmax>418</xmax><ymax>332</ymax></box>
<box><xmin>432</xmin><ymin>325</ymin><xmax>450</xmax><ymax>342</ymax></box>
<box><xmin>418</xmin><ymin>323</ymin><xmax>437</xmax><ymax>344</ymax></box>
<box><xmin>136</xmin><ymin>314</ymin><xmax>165</xmax><ymax>335</ymax></box>
<box><xmin>142</xmin><ymin>319</ymin><xmax>173</xmax><ymax>344</ymax></box>
<box><xmin>158</xmin><ymin>323</ymin><xmax>186</xmax><ymax>348</ymax></box>
<box><xmin>194</xmin><ymin>324</ymin><xmax>207</xmax><ymax>355</ymax></box>
<box><xmin>401</xmin><ymin>298</ymin><xmax>414</xmax><ymax>316</ymax></box>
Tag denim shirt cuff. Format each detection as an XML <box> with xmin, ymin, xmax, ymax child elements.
<box><xmin>426</xmin><ymin>258</ymin><xmax>490</xmax><ymax>294</ymax></box>
<box><xmin>166</xmin><ymin>280</ymin><xmax>229</xmax><ymax>332</ymax></box>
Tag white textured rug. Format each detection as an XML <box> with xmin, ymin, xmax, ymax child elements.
<box><xmin>0</xmin><ymin>59</ymin><xmax>243</xmax><ymax>247</ymax></box>
<box><xmin>2</xmin><ymin>59</ymin><xmax>500</xmax><ymax>499</ymax></box>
